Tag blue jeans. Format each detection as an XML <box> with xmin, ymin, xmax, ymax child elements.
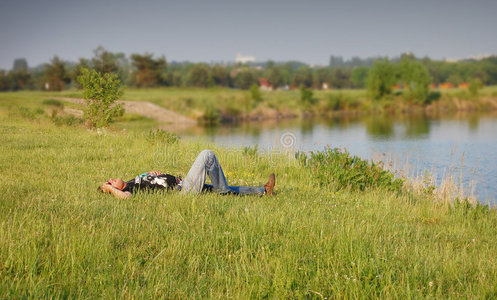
<box><xmin>181</xmin><ymin>150</ymin><xmax>266</xmax><ymax>196</ymax></box>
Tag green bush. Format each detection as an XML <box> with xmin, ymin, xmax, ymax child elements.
<box><xmin>426</xmin><ymin>91</ymin><xmax>441</xmax><ymax>103</ymax></box>
<box><xmin>51</xmin><ymin>114</ymin><xmax>82</xmax><ymax>126</ymax></box>
<box><xmin>77</xmin><ymin>68</ymin><xmax>124</xmax><ymax>128</ymax></box>
<box><xmin>326</xmin><ymin>93</ymin><xmax>342</xmax><ymax>111</ymax></box>
<box><xmin>469</xmin><ymin>78</ymin><xmax>483</xmax><ymax>98</ymax></box>
<box><xmin>296</xmin><ymin>147</ymin><xmax>404</xmax><ymax>192</ymax></box>
<box><xmin>42</xmin><ymin>99</ymin><xmax>64</xmax><ymax>107</ymax></box>
<box><xmin>300</xmin><ymin>85</ymin><xmax>316</xmax><ymax>107</ymax></box>
<box><xmin>146</xmin><ymin>129</ymin><xmax>180</xmax><ymax>145</ymax></box>
<box><xmin>242</xmin><ymin>145</ymin><xmax>258</xmax><ymax>157</ymax></box>
<box><xmin>367</xmin><ymin>59</ymin><xmax>396</xmax><ymax>100</ymax></box>
<box><xmin>250</xmin><ymin>84</ymin><xmax>262</xmax><ymax>103</ymax></box>
<box><xmin>10</xmin><ymin>107</ymin><xmax>44</xmax><ymax>119</ymax></box>
<box><xmin>201</xmin><ymin>103</ymin><xmax>220</xmax><ymax>125</ymax></box>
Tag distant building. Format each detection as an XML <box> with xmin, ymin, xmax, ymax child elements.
<box><xmin>259</xmin><ymin>78</ymin><xmax>273</xmax><ymax>91</ymax></box>
<box><xmin>230</xmin><ymin>69</ymin><xmax>240</xmax><ymax>78</ymax></box>
<box><xmin>439</xmin><ymin>82</ymin><xmax>454</xmax><ymax>89</ymax></box>
<box><xmin>236</xmin><ymin>53</ymin><xmax>255</xmax><ymax>64</ymax></box>
<box><xmin>322</xmin><ymin>83</ymin><xmax>329</xmax><ymax>90</ymax></box>
<box><xmin>429</xmin><ymin>83</ymin><xmax>437</xmax><ymax>89</ymax></box>
<box><xmin>458</xmin><ymin>82</ymin><xmax>469</xmax><ymax>89</ymax></box>
<box><xmin>392</xmin><ymin>84</ymin><xmax>403</xmax><ymax>90</ymax></box>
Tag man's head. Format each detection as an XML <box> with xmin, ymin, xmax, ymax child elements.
<box><xmin>106</xmin><ymin>178</ymin><xmax>125</xmax><ymax>190</ymax></box>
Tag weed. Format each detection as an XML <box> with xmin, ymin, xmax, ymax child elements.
<box><xmin>42</xmin><ymin>99</ymin><xmax>64</xmax><ymax>107</ymax></box>
<box><xmin>297</xmin><ymin>147</ymin><xmax>404</xmax><ymax>192</ymax></box>
<box><xmin>242</xmin><ymin>145</ymin><xmax>258</xmax><ymax>156</ymax></box>
<box><xmin>146</xmin><ymin>129</ymin><xmax>180</xmax><ymax>145</ymax></box>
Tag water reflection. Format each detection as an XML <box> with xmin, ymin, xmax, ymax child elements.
<box><xmin>300</xmin><ymin>118</ymin><xmax>315</xmax><ymax>135</ymax></box>
<box><xmin>176</xmin><ymin>111</ymin><xmax>490</xmax><ymax>142</ymax></box>
<box><xmin>468</xmin><ymin>114</ymin><xmax>479</xmax><ymax>131</ymax></box>
<box><xmin>404</xmin><ymin>116</ymin><xmax>431</xmax><ymax>138</ymax></box>
<box><xmin>365</xmin><ymin>115</ymin><xmax>395</xmax><ymax>139</ymax></box>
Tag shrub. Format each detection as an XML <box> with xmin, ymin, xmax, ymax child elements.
<box><xmin>51</xmin><ymin>114</ymin><xmax>82</xmax><ymax>126</ymax></box>
<box><xmin>300</xmin><ymin>85</ymin><xmax>316</xmax><ymax>106</ymax></box>
<box><xmin>10</xmin><ymin>107</ymin><xmax>44</xmax><ymax>119</ymax></box>
<box><xmin>426</xmin><ymin>91</ymin><xmax>441</xmax><ymax>103</ymax></box>
<box><xmin>201</xmin><ymin>103</ymin><xmax>220</xmax><ymax>125</ymax></box>
<box><xmin>77</xmin><ymin>68</ymin><xmax>124</xmax><ymax>128</ymax></box>
<box><xmin>469</xmin><ymin>78</ymin><xmax>483</xmax><ymax>98</ymax></box>
<box><xmin>243</xmin><ymin>145</ymin><xmax>258</xmax><ymax>157</ymax></box>
<box><xmin>42</xmin><ymin>99</ymin><xmax>64</xmax><ymax>107</ymax></box>
<box><xmin>326</xmin><ymin>93</ymin><xmax>342</xmax><ymax>111</ymax></box>
<box><xmin>296</xmin><ymin>147</ymin><xmax>404</xmax><ymax>192</ymax></box>
<box><xmin>146</xmin><ymin>129</ymin><xmax>180</xmax><ymax>145</ymax></box>
<box><xmin>398</xmin><ymin>56</ymin><xmax>431</xmax><ymax>103</ymax></box>
<box><xmin>250</xmin><ymin>84</ymin><xmax>262</xmax><ymax>103</ymax></box>
<box><xmin>367</xmin><ymin>59</ymin><xmax>396</xmax><ymax>100</ymax></box>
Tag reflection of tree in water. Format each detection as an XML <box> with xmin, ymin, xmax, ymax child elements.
<box><xmin>468</xmin><ymin>114</ymin><xmax>479</xmax><ymax>132</ymax></box>
<box><xmin>300</xmin><ymin>119</ymin><xmax>315</xmax><ymax>134</ymax></box>
<box><xmin>324</xmin><ymin>115</ymin><xmax>361</xmax><ymax>130</ymax></box>
<box><xmin>365</xmin><ymin>116</ymin><xmax>394</xmax><ymax>138</ymax></box>
<box><xmin>204</xmin><ymin>124</ymin><xmax>220</xmax><ymax>137</ymax></box>
<box><xmin>239</xmin><ymin>122</ymin><xmax>262</xmax><ymax>137</ymax></box>
<box><xmin>404</xmin><ymin>116</ymin><xmax>431</xmax><ymax>138</ymax></box>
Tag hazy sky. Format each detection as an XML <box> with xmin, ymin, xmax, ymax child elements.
<box><xmin>1</xmin><ymin>0</ymin><xmax>496</xmax><ymax>69</ymax></box>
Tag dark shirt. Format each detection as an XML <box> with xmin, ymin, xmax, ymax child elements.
<box><xmin>122</xmin><ymin>173</ymin><xmax>178</xmax><ymax>193</ymax></box>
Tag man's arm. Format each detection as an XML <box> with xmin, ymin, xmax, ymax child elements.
<box><xmin>100</xmin><ymin>184</ymin><xmax>131</xmax><ymax>199</ymax></box>
<box><xmin>149</xmin><ymin>170</ymin><xmax>163</xmax><ymax>175</ymax></box>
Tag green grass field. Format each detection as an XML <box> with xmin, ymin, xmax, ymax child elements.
<box><xmin>1</xmin><ymin>92</ymin><xmax>497</xmax><ymax>298</ymax></box>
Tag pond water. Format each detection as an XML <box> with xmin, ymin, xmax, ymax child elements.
<box><xmin>170</xmin><ymin>112</ymin><xmax>497</xmax><ymax>205</ymax></box>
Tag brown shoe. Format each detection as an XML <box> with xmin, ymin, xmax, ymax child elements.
<box><xmin>264</xmin><ymin>173</ymin><xmax>275</xmax><ymax>196</ymax></box>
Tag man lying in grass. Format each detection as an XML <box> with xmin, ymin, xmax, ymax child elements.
<box><xmin>99</xmin><ymin>150</ymin><xmax>275</xmax><ymax>199</ymax></box>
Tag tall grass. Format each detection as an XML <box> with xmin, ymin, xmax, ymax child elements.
<box><xmin>1</xmin><ymin>98</ymin><xmax>497</xmax><ymax>298</ymax></box>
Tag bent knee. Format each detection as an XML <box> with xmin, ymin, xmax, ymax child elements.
<box><xmin>199</xmin><ymin>149</ymin><xmax>215</xmax><ymax>158</ymax></box>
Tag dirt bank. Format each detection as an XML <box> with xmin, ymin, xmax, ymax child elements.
<box><xmin>55</xmin><ymin>97</ymin><xmax>197</xmax><ymax>130</ymax></box>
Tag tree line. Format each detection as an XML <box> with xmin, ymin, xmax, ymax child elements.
<box><xmin>1</xmin><ymin>46</ymin><xmax>496</xmax><ymax>92</ymax></box>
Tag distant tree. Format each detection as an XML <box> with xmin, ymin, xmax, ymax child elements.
<box><xmin>43</xmin><ymin>56</ymin><xmax>70</xmax><ymax>91</ymax></box>
<box><xmin>72</xmin><ymin>58</ymin><xmax>91</xmax><ymax>88</ymax></box>
<box><xmin>329</xmin><ymin>68</ymin><xmax>351</xmax><ymax>89</ymax></box>
<box><xmin>91</xmin><ymin>46</ymin><xmax>130</xmax><ymax>83</ymax></box>
<box><xmin>291</xmin><ymin>66</ymin><xmax>313</xmax><ymax>88</ymax></box>
<box><xmin>446</xmin><ymin>74</ymin><xmax>463</xmax><ymax>85</ymax></box>
<box><xmin>9</xmin><ymin>70</ymin><xmax>32</xmax><ymax>90</ymax></box>
<box><xmin>77</xmin><ymin>68</ymin><xmax>124</xmax><ymax>128</ymax></box>
<box><xmin>0</xmin><ymin>70</ymin><xmax>13</xmax><ymax>91</ymax></box>
<box><xmin>13</xmin><ymin>58</ymin><xmax>28</xmax><ymax>71</ymax></box>
<box><xmin>300</xmin><ymin>85</ymin><xmax>316</xmax><ymax>107</ymax></box>
<box><xmin>367</xmin><ymin>59</ymin><xmax>396</xmax><ymax>100</ymax></box>
<box><xmin>130</xmin><ymin>53</ymin><xmax>166</xmax><ymax>88</ymax></box>
<box><xmin>398</xmin><ymin>56</ymin><xmax>431</xmax><ymax>102</ymax></box>
<box><xmin>314</xmin><ymin>67</ymin><xmax>330</xmax><ymax>89</ymax></box>
<box><xmin>236</xmin><ymin>70</ymin><xmax>258</xmax><ymax>90</ymax></box>
<box><xmin>267</xmin><ymin>66</ymin><xmax>285</xmax><ymax>89</ymax></box>
<box><xmin>165</xmin><ymin>71</ymin><xmax>183</xmax><ymax>87</ymax></box>
<box><xmin>469</xmin><ymin>78</ymin><xmax>483</xmax><ymax>98</ymax></box>
<box><xmin>350</xmin><ymin>67</ymin><xmax>369</xmax><ymax>88</ymax></box>
<box><xmin>481</xmin><ymin>57</ymin><xmax>497</xmax><ymax>85</ymax></box>
<box><xmin>188</xmin><ymin>64</ymin><xmax>211</xmax><ymax>87</ymax></box>
<box><xmin>92</xmin><ymin>46</ymin><xmax>119</xmax><ymax>74</ymax></box>
<box><xmin>211</xmin><ymin>64</ymin><xmax>230</xmax><ymax>87</ymax></box>
<box><xmin>250</xmin><ymin>84</ymin><xmax>262</xmax><ymax>102</ymax></box>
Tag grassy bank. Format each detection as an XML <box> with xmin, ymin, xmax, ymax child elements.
<box><xmin>16</xmin><ymin>85</ymin><xmax>496</xmax><ymax>124</ymax></box>
<box><xmin>1</xmin><ymin>98</ymin><xmax>497</xmax><ymax>298</ymax></box>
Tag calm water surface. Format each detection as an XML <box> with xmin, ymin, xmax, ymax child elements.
<box><xmin>173</xmin><ymin>113</ymin><xmax>497</xmax><ymax>205</ymax></box>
